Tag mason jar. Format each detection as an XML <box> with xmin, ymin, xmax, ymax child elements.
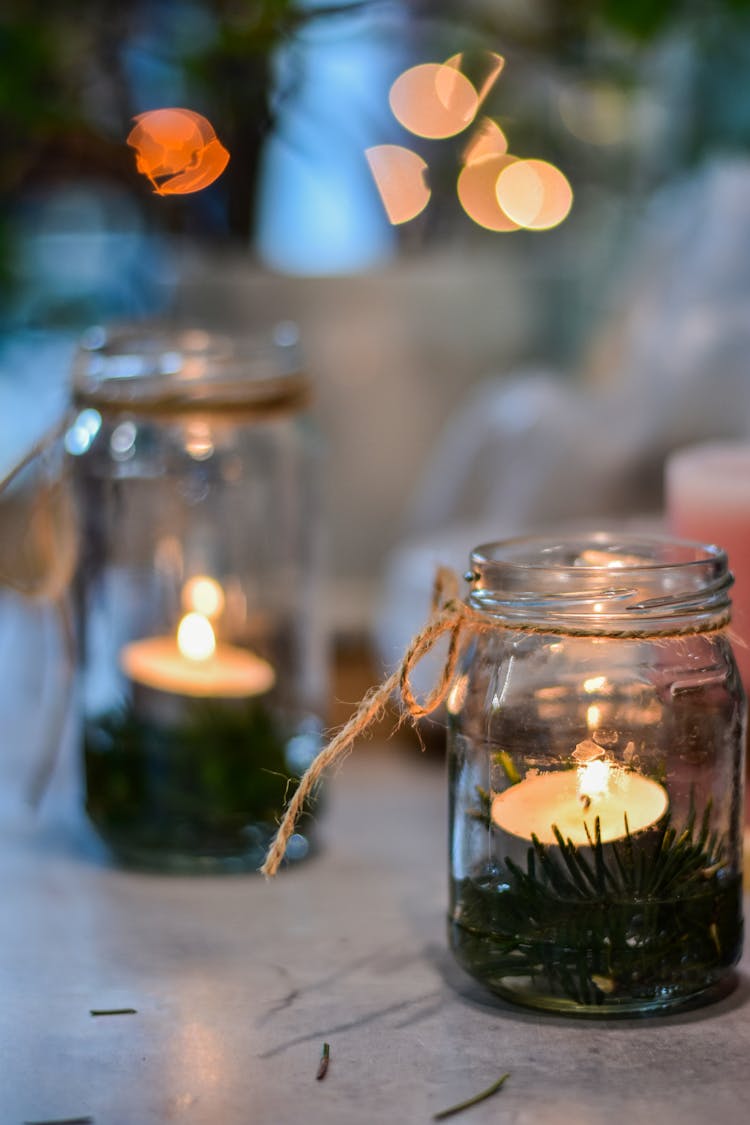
<box><xmin>448</xmin><ymin>533</ymin><xmax>746</xmax><ymax>1016</ymax></box>
<box><xmin>67</xmin><ymin>324</ymin><xmax>326</xmax><ymax>872</ymax></box>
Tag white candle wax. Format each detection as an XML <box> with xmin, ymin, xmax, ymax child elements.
<box><xmin>665</xmin><ymin>442</ymin><xmax>750</xmax><ymax>687</ymax></box>
<box><xmin>121</xmin><ymin>613</ymin><xmax>275</xmax><ymax>699</ymax></box>
<box><xmin>491</xmin><ymin>764</ymin><xmax>668</xmax><ymax>846</ymax></box>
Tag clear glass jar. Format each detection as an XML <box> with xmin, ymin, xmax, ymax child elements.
<box><xmin>68</xmin><ymin>324</ymin><xmax>326</xmax><ymax>872</ymax></box>
<box><xmin>448</xmin><ymin>533</ymin><xmax>746</xmax><ymax>1016</ymax></box>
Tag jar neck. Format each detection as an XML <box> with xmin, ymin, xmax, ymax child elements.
<box><xmin>466</xmin><ymin>533</ymin><xmax>733</xmax><ymax>637</ymax></box>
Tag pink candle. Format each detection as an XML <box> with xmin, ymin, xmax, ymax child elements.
<box><xmin>665</xmin><ymin>442</ymin><xmax>750</xmax><ymax>689</ymax></box>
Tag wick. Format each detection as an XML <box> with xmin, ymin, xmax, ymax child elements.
<box><xmin>579</xmin><ymin>794</ymin><xmax>592</xmax><ymax>811</ymax></box>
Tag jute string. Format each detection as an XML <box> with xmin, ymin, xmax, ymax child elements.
<box><xmin>260</xmin><ymin>567</ymin><xmax>731</xmax><ymax>876</ymax></box>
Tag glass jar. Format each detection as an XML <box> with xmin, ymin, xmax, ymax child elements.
<box><xmin>68</xmin><ymin>324</ymin><xmax>326</xmax><ymax>872</ymax></box>
<box><xmin>448</xmin><ymin>533</ymin><xmax>746</xmax><ymax>1016</ymax></box>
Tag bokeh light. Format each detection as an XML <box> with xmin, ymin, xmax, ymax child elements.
<box><xmin>365</xmin><ymin>145</ymin><xmax>431</xmax><ymax>224</ymax></box>
<box><xmin>457</xmin><ymin>153</ymin><xmax>520</xmax><ymax>232</ymax></box>
<box><xmin>182</xmin><ymin>575</ymin><xmax>225</xmax><ymax>619</ymax></box>
<box><xmin>558</xmin><ymin>83</ymin><xmax>630</xmax><ymax>147</ymax></box>
<box><xmin>495</xmin><ymin>159</ymin><xmax>573</xmax><ymax>230</ymax></box>
<box><xmin>389</xmin><ymin>63</ymin><xmax>478</xmax><ymax>139</ymax></box>
<box><xmin>463</xmin><ymin>118</ymin><xmax>508</xmax><ymax>165</ymax></box>
<box><xmin>444</xmin><ymin>51</ymin><xmax>505</xmax><ymax>108</ymax></box>
<box><xmin>127</xmin><ymin>108</ymin><xmax>230</xmax><ymax>196</ymax></box>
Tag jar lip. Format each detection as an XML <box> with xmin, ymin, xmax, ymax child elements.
<box><xmin>71</xmin><ymin>322</ymin><xmax>310</xmax><ymax>415</ymax></box>
<box><xmin>470</xmin><ymin>532</ymin><xmax>728</xmax><ymax>574</ymax></box>
<box><xmin>467</xmin><ymin>532</ymin><xmax>732</xmax><ymax>635</ymax></box>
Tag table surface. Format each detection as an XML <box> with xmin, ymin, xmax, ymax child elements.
<box><xmin>2</xmin><ymin>738</ymin><xmax>750</xmax><ymax>1125</ymax></box>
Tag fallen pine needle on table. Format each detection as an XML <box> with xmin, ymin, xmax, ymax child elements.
<box><xmin>316</xmin><ymin>1042</ymin><xmax>330</xmax><ymax>1080</ymax></box>
<box><xmin>89</xmin><ymin>1008</ymin><xmax>137</xmax><ymax>1017</ymax></box>
<box><xmin>433</xmin><ymin>1073</ymin><xmax>510</xmax><ymax>1121</ymax></box>
<box><xmin>24</xmin><ymin>1117</ymin><xmax>93</xmax><ymax>1125</ymax></box>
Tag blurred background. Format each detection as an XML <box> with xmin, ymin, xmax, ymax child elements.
<box><xmin>2</xmin><ymin>0</ymin><xmax>750</xmax><ymax>651</ymax></box>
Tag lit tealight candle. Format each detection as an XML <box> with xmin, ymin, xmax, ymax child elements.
<box><xmin>491</xmin><ymin>748</ymin><xmax>668</xmax><ymax>846</ymax></box>
<box><xmin>121</xmin><ymin>612</ymin><xmax>275</xmax><ymax>698</ymax></box>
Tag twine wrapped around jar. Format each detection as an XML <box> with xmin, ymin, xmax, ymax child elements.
<box><xmin>261</xmin><ymin>564</ymin><xmax>735</xmax><ymax>877</ymax></box>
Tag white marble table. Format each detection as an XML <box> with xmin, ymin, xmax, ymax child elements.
<box><xmin>2</xmin><ymin>744</ymin><xmax>750</xmax><ymax>1125</ymax></box>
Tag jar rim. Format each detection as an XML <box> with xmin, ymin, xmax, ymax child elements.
<box><xmin>71</xmin><ymin>323</ymin><xmax>310</xmax><ymax>415</ymax></box>
<box><xmin>467</xmin><ymin>532</ymin><xmax>732</xmax><ymax>635</ymax></box>
<box><xmin>470</xmin><ymin>532</ymin><xmax>728</xmax><ymax>573</ymax></box>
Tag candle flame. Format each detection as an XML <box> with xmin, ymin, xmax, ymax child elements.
<box><xmin>177</xmin><ymin>612</ymin><xmax>216</xmax><ymax>662</ymax></box>
<box><xmin>578</xmin><ymin>757</ymin><xmax>611</xmax><ymax>801</ymax></box>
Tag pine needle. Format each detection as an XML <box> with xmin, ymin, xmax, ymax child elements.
<box><xmin>316</xmin><ymin>1042</ymin><xmax>330</xmax><ymax>1080</ymax></box>
<box><xmin>89</xmin><ymin>1008</ymin><xmax>136</xmax><ymax>1017</ymax></box>
<box><xmin>433</xmin><ymin>1073</ymin><xmax>510</xmax><ymax>1121</ymax></box>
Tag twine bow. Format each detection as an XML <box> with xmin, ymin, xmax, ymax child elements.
<box><xmin>261</xmin><ymin>567</ymin><xmax>473</xmax><ymax>876</ymax></box>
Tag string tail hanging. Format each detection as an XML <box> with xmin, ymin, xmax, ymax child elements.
<box><xmin>260</xmin><ymin>569</ymin><xmax>467</xmax><ymax>877</ymax></box>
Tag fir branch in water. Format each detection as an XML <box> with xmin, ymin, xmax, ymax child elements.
<box><xmin>453</xmin><ymin>796</ymin><xmax>737</xmax><ymax>1007</ymax></box>
<box><xmin>433</xmin><ymin>1073</ymin><xmax>510</xmax><ymax>1121</ymax></box>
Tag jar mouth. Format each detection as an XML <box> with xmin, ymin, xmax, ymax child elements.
<box><xmin>467</xmin><ymin>532</ymin><xmax>732</xmax><ymax>634</ymax></box>
<box><xmin>71</xmin><ymin>323</ymin><xmax>310</xmax><ymax>415</ymax></box>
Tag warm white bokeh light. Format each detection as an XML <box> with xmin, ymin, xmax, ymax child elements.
<box><xmin>365</xmin><ymin>145</ymin><xmax>431</xmax><ymax>224</ymax></box>
<box><xmin>495</xmin><ymin>159</ymin><xmax>573</xmax><ymax>230</ymax></box>
<box><xmin>457</xmin><ymin>153</ymin><xmax>520</xmax><ymax>231</ymax></box>
<box><xmin>183</xmin><ymin>422</ymin><xmax>215</xmax><ymax>461</ymax></box>
<box><xmin>389</xmin><ymin>63</ymin><xmax>478</xmax><ymax>139</ymax></box>
<box><xmin>182</xmin><ymin>576</ymin><xmax>226</xmax><ymax>619</ymax></box>
<box><xmin>586</xmin><ymin>703</ymin><xmax>603</xmax><ymax>731</ymax></box>
<box><xmin>583</xmin><ymin>675</ymin><xmax>608</xmax><ymax>694</ymax></box>
<box><xmin>177</xmin><ymin>612</ymin><xmax>216</xmax><ymax>662</ymax></box>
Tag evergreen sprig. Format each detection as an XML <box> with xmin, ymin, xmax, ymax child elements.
<box><xmin>506</xmin><ymin>798</ymin><xmax>721</xmax><ymax>906</ymax></box>
<box><xmin>452</xmin><ymin>796</ymin><xmax>741</xmax><ymax>1009</ymax></box>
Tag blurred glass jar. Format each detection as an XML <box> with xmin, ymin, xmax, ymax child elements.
<box><xmin>448</xmin><ymin>534</ymin><xmax>746</xmax><ymax>1016</ymax></box>
<box><xmin>67</xmin><ymin>324</ymin><xmax>326</xmax><ymax>872</ymax></box>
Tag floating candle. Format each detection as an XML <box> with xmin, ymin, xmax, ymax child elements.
<box><xmin>491</xmin><ymin>754</ymin><xmax>668</xmax><ymax>845</ymax></box>
<box><xmin>120</xmin><ymin>612</ymin><xmax>275</xmax><ymax>698</ymax></box>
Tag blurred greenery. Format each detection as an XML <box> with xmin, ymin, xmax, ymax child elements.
<box><xmin>84</xmin><ymin>696</ymin><xmax>316</xmax><ymax>870</ymax></box>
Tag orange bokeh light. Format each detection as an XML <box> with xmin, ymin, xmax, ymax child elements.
<box><xmin>463</xmin><ymin>117</ymin><xmax>508</xmax><ymax>165</ymax></box>
<box><xmin>365</xmin><ymin>145</ymin><xmax>431</xmax><ymax>224</ymax></box>
<box><xmin>495</xmin><ymin>159</ymin><xmax>573</xmax><ymax>230</ymax></box>
<box><xmin>444</xmin><ymin>51</ymin><xmax>505</xmax><ymax>108</ymax></box>
<box><xmin>127</xmin><ymin>108</ymin><xmax>230</xmax><ymax>196</ymax></box>
<box><xmin>389</xmin><ymin>63</ymin><xmax>478</xmax><ymax>139</ymax></box>
<box><xmin>457</xmin><ymin>153</ymin><xmax>520</xmax><ymax>232</ymax></box>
